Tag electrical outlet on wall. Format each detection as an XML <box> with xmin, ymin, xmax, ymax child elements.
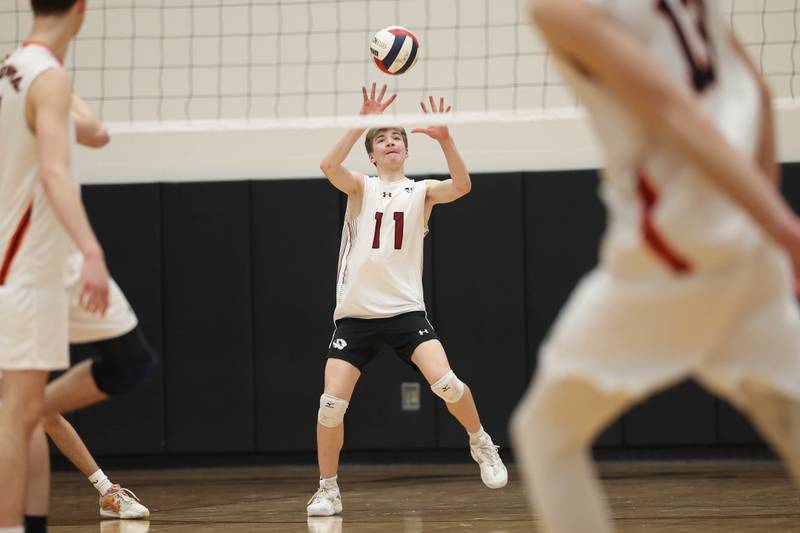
<box><xmin>401</xmin><ymin>382</ymin><xmax>421</xmax><ymax>411</ymax></box>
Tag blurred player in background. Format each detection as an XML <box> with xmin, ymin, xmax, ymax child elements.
<box><xmin>0</xmin><ymin>2</ymin><xmax>157</xmax><ymax>531</ymax></box>
<box><xmin>511</xmin><ymin>1</ymin><xmax>800</xmax><ymax>532</ymax></box>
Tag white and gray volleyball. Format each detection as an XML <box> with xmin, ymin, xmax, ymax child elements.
<box><xmin>370</xmin><ymin>26</ymin><xmax>420</xmax><ymax>75</ymax></box>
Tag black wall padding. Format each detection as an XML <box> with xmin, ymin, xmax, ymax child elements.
<box><xmin>717</xmin><ymin>402</ymin><xmax>761</xmax><ymax>444</ymax></box>
<box><xmin>251</xmin><ymin>179</ymin><xmax>340</xmax><ymax>452</ymax></box>
<box><xmin>67</xmin><ymin>162</ymin><xmax>800</xmax><ymax>456</ymax></box>
<box><xmin>624</xmin><ymin>381</ymin><xmax>716</xmax><ymax>445</ymax></box>
<box><xmin>433</xmin><ymin>173</ymin><xmax>527</xmax><ymax>448</ymax></box>
<box><xmin>72</xmin><ymin>184</ymin><xmax>165</xmax><ymax>454</ymax></box>
<box><xmin>346</xmin><ymin>345</ymin><xmax>437</xmax><ymax>450</ymax></box>
<box><xmin>161</xmin><ymin>181</ymin><xmax>255</xmax><ymax>453</ymax></box>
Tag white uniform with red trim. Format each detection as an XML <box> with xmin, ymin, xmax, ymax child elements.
<box><xmin>334</xmin><ymin>175</ymin><xmax>428</xmax><ymax>320</ymax></box>
<box><xmin>536</xmin><ymin>0</ymin><xmax>800</xmax><ymax>401</ymax></box>
<box><xmin>0</xmin><ymin>43</ymin><xmax>136</xmax><ymax>371</ymax></box>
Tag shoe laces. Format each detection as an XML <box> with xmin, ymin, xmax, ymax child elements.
<box><xmin>110</xmin><ymin>487</ymin><xmax>142</xmax><ymax>505</ymax></box>
<box><xmin>308</xmin><ymin>484</ymin><xmax>338</xmax><ymax>506</ymax></box>
<box><xmin>473</xmin><ymin>440</ymin><xmax>502</xmax><ymax>466</ymax></box>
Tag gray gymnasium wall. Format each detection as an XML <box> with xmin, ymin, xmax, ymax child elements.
<box><xmin>65</xmin><ymin>164</ymin><xmax>800</xmax><ymax>456</ymax></box>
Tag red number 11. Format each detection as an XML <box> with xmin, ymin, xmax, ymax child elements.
<box><xmin>372</xmin><ymin>211</ymin><xmax>405</xmax><ymax>250</ymax></box>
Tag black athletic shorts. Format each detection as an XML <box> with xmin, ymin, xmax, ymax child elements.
<box><xmin>326</xmin><ymin>311</ymin><xmax>439</xmax><ymax>370</ymax></box>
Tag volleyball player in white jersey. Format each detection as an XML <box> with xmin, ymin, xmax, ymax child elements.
<box><xmin>511</xmin><ymin>1</ymin><xmax>800</xmax><ymax>532</ymax></box>
<box><xmin>306</xmin><ymin>84</ymin><xmax>508</xmax><ymax>516</ymax></box>
<box><xmin>13</xmin><ymin>95</ymin><xmax>152</xmax><ymax>530</ymax></box>
<box><xmin>0</xmin><ymin>2</ymin><xmax>156</xmax><ymax>531</ymax></box>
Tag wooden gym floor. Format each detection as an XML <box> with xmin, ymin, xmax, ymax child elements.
<box><xmin>49</xmin><ymin>461</ymin><xmax>800</xmax><ymax>532</ymax></box>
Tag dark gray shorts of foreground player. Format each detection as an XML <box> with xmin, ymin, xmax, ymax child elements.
<box><xmin>306</xmin><ymin>85</ymin><xmax>508</xmax><ymax>517</ymax></box>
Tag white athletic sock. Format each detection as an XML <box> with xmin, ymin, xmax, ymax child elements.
<box><xmin>0</xmin><ymin>526</ymin><xmax>24</xmax><ymax>533</ymax></box>
<box><xmin>89</xmin><ymin>468</ymin><xmax>114</xmax><ymax>496</ymax></box>
<box><xmin>468</xmin><ymin>426</ymin><xmax>489</xmax><ymax>444</ymax></box>
<box><xmin>320</xmin><ymin>475</ymin><xmax>339</xmax><ymax>490</ymax></box>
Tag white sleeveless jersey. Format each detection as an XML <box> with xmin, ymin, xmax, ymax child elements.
<box><xmin>334</xmin><ymin>175</ymin><xmax>429</xmax><ymax>320</ymax></box>
<box><xmin>0</xmin><ymin>43</ymin><xmax>76</xmax><ymax>288</ymax></box>
<box><xmin>556</xmin><ymin>0</ymin><xmax>763</xmax><ymax>276</ymax></box>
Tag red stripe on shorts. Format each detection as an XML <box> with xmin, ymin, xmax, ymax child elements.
<box><xmin>0</xmin><ymin>200</ymin><xmax>33</xmax><ymax>285</ymax></box>
<box><xmin>636</xmin><ymin>171</ymin><xmax>692</xmax><ymax>274</ymax></box>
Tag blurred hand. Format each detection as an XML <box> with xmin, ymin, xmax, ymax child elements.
<box><xmin>79</xmin><ymin>251</ymin><xmax>110</xmax><ymax>315</ymax></box>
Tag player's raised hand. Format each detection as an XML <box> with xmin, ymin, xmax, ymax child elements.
<box><xmin>360</xmin><ymin>83</ymin><xmax>397</xmax><ymax>116</ymax></box>
<box><xmin>412</xmin><ymin>96</ymin><xmax>452</xmax><ymax>141</ymax></box>
<box><xmin>79</xmin><ymin>251</ymin><xmax>110</xmax><ymax>315</ymax></box>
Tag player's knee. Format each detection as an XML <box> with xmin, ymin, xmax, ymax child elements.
<box><xmin>318</xmin><ymin>393</ymin><xmax>349</xmax><ymax>428</ymax></box>
<box><xmin>511</xmin><ymin>389</ymin><xmax>571</xmax><ymax>458</ymax></box>
<box><xmin>14</xmin><ymin>397</ymin><xmax>44</xmax><ymax>432</ymax></box>
<box><xmin>431</xmin><ymin>371</ymin><xmax>465</xmax><ymax>404</ymax></box>
<box><xmin>1</xmin><ymin>388</ymin><xmax>44</xmax><ymax>430</ymax></box>
<box><xmin>91</xmin><ymin>327</ymin><xmax>159</xmax><ymax>395</ymax></box>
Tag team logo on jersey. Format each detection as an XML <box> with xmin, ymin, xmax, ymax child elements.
<box><xmin>0</xmin><ymin>64</ymin><xmax>22</xmax><ymax>92</ymax></box>
<box><xmin>331</xmin><ymin>338</ymin><xmax>348</xmax><ymax>350</ymax></box>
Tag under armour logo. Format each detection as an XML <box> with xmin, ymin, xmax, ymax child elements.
<box><xmin>383</xmin><ymin>192</ymin><xmax>392</xmax><ymax>197</ymax></box>
<box><xmin>418</xmin><ymin>329</ymin><xmax>429</xmax><ymax>335</ymax></box>
<box><xmin>405</xmin><ymin>187</ymin><xmax>413</xmax><ymax>193</ymax></box>
<box><xmin>325</xmin><ymin>402</ymin><xmax>335</xmax><ymax>408</ymax></box>
<box><xmin>441</xmin><ymin>385</ymin><xmax>451</xmax><ymax>392</ymax></box>
<box><xmin>331</xmin><ymin>338</ymin><xmax>347</xmax><ymax>350</ymax></box>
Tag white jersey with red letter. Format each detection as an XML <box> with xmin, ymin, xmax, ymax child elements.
<box><xmin>334</xmin><ymin>175</ymin><xmax>428</xmax><ymax>320</ymax></box>
<box><xmin>0</xmin><ymin>42</ymin><xmax>75</xmax><ymax>288</ymax></box>
<box><xmin>557</xmin><ymin>0</ymin><xmax>763</xmax><ymax>276</ymax></box>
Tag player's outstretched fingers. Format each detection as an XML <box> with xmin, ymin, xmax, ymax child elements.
<box><xmin>362</xmin><ymin>86</ymin><xmax>368</xmax><ymax>102</ymax></box>
<box><xmin>429</xmin><ymin>95</ymin><xmax>437</xmax><ymax>113</ymax></box>
<box><xmin>381</xmin><ymin>93</ymin><xmax>397</xmax><ymax>111</ymax></box>
<box><xmin>420</xmin><ymin>101</ymin><xmax>428</xmax><ymax>113</ymax></box>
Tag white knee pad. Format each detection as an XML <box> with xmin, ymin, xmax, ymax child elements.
<box><xmin>317</xmin><ymin>393</ymin><xmax>349</xmax><ymax>428</ymax></box>
<box><xmin>431</xmin><ymin>371</ymin><xmax>465</xmax><ymax>403</ymax></box>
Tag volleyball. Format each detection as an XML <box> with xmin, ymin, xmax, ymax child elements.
<box><xmin>369</xmin><ymin>26</ymin><xmax>420</xmax><ymax>75</ymax></box>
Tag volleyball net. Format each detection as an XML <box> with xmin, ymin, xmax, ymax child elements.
<box><xmin>3</xmin><ymin>0</ymin><xmax>797</xmax><ymax>132</ymax></box>
<box><xmin>2</xmin><ymin>0</ymin><xmax>799</xmax><ymax>180</ymax></box>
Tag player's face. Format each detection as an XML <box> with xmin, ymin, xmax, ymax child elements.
<box><xmin>371</xmin><ymin>130</ymin><xmax>407</xmax><ymax>168</ymax></box>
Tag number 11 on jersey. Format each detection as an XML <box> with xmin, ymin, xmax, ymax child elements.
<box><xmin>372</xmin><ymin>211</ymin><xmax>405</xmax><ymax>250</ymax></box>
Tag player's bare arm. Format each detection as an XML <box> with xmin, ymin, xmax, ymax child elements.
<box><xmin>414</xmin><ymin>96</ymin><xmax>472</xmax><ymax>208</ymax></box>
<box><xmin>531</xmin><ymin>0</ymin><xmax>800</xmax><ymax>277</ymax></box>
<box><xmin>729</xmin><ymin>35</ymin><xmax>779</xmax><ymax>187</ymax></box>
<box><xmin>28</xmin><ymin>68</ymin><xmax>109</xmax><ymax>314</ymax></box>
<box><xmin>71</xmin><ymin>93</ymin><xmax>110</xmax><ymax>149</ymax></box>
<box><xmin>320</xmin><ymin>83</ymin><xmax>397</xmax><ymax>196</ymax></box>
